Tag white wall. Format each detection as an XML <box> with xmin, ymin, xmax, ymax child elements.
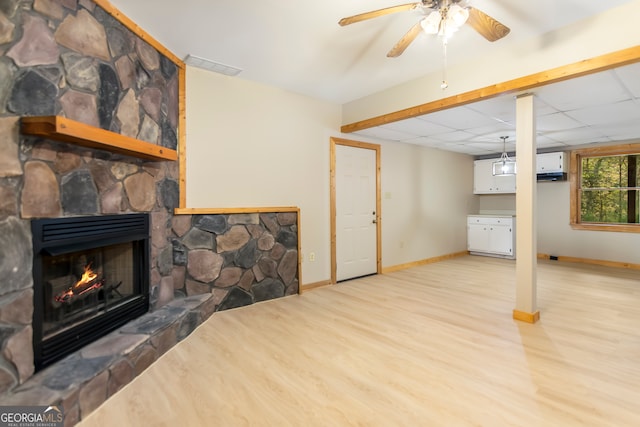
<box><xmin>478</xmin><ymin>179</ymin><xmax>639</xmax><ymax>265</ymax></box>
<box><xmin>379</xmin><ymin>141</ymin><xmax>477</xmax><ymax>266</ymax></box>
<box><xmin>185</xmin><ymin>67</ymin><xmax>477</xmax><ymax>284</ymax></box>
<box><xmin>537</xmin><ymin>181</ymin><xmax>639</xmax><ymax>265</ymax></box>
<box><xmin>186</xmin><ymin>67</ymin><xmax>338</xmax><ymax>284</ymax></box>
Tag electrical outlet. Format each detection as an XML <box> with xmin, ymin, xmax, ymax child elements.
<box><xmin>309</xmin><ymin>252</ymin><xmax>316</xmax><ymax>262</ymax></box>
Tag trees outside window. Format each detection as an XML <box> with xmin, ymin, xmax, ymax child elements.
<box><xmin>570</xmin><ymin>144</ymin><xmax>640</xmax><ymax>233</ymax></box>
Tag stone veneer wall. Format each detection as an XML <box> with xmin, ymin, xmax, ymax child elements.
<box><xmin>0</xmin><ymin>0</ymin><xmax>300</xmax><ymax>415</ymax></box>
<box><xmin>0</xmin><ymin>0</ymin><xmax>181</xmax><ymax>396</ymax></box>
<box><xmin>171</xmin><ymin>213</ymin><xmax>299</xmax><ymax>305</ymax></box>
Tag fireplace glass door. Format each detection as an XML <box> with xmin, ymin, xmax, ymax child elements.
<box><xmin>32</xmin><ymin>213</ymin><xmax>149</xmax><ymax>371</ymax></box>
<box><xmin>42</xmin><ymin>241</ymin><xmax>137</xmax><ymax>338</ymax></box>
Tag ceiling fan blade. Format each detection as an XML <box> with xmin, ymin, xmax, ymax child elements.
<box><xmin>387</xmin><ymin>21</ymin><xmax>424</xmax><ymax>58</ymax></box>
<box><xmin>466</xmin><ymin>7</ymin><xmax>510</xmax><ymax>42</ymax></box>
<box><xmin>339</xmin><ymin>3</ymin><xmax>421</xmax><ymax>26</ymax></box>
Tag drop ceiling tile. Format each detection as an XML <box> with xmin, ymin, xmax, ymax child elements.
<box><xmin>592</xmin><ymin>121</ymin><xmax>640</xmax><ymax>142</ymax></box>
<box><xmin>459</xmin><ymin>142</ymin><xmax>506</xmax><ymax>153</ymax></box>
<box><xmin>421</xmin><ymin>106</ymin><xmax>498</xmax><ymax>130</ymax></box>
<box><xmin>540</xmin><ymin>126</ymin><xmax>605</xmax><ymax>145</ymax></box>
<box><xmin>535</xmin><ymin>70</ymin><xmax>630</xmax><ymax>111</ymax></box>
<box><xmin>353</xmin><ymin>127</ymin><xmax>415</xmax><ymax>141</ymax></box>
<box><xmin>536</xmin><ymin>136</ymin><xmax>568</xmax><ymax>149</ymax></box>
<box><xmin>564</xmin><ymin>100</ymin><xmax>640</xmax><ymax>126</ymax></box>
<box><xmin>530</xmin><ymin>98</ymin><xmax>560</xmax><ymax>116</ymax></box>
<box><xmin>465</xmin><ymin>123</ymin><xmax>515</xmax><ymax>139</ymax></box>
<box><xmin>402</xmin><ymin>136</ymin><xmax>443</xmax><ymax>147</ymax></box>
<box><xmin>466</xmin><ymin>96</ymin><xmax>515</xmax><ymax>122</ymax></box>
<box><xmin>443</xmin><ymin>144</ymin><xmax>492</xmax><ymax>155</ymax></box>
<box><xmin>538</xmin><ymin>126</ymin><xmax>602</xmax><ymax>144</ymax></box>
<box><xmin>563</xmin><ymin>136</ymin><xmax>612</xmax><ymax>146</ymax></box>
<box><xmin>383</xmin><ymin>117</ymin><xmax>454</xmax><ymax>136</ymax></box>
<box><xmin>432</xmin><ymin>130</ymin><xmax>478</xmax><ymax>143</ymax></box>
<box><xmin>537</xmin><ymin>112</ymin><xmax>584</xmax><ymax>131</ymax></box>
<box><xmin>613</xmin><ymin>63</ymin><xmax>640</xmax><ymax>98</ymax></box>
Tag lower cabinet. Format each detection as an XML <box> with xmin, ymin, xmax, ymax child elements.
<box><xmin>467</xmin><ymin>215</ymin><xmax>515</xmax><ymax>259</ymax></box>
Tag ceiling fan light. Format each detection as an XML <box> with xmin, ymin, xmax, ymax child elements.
<box><xmin>421</xmin><ymin>11</ymin><xmax>441</xmax><ymax>34</ymax></box>
<box><xmin>447</xmin><ymin>5</ymin><xmax>469</xmax><ymax>28</ymax></box>
<box><xmin>442</xmin><ymin>21</ymin><xmax>459</xmax><ymax>37</ymax></box>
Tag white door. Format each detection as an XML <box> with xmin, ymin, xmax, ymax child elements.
<box><xmin>335</xmin><ymin>145</ymin><xmax>377</xmax><ymax>281</ymax></box>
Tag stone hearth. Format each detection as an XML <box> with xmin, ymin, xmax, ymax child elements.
<box><xmin>2</xmin><ymin>293</ymin><xmax>218</xmax><ymax>426</ymax></box>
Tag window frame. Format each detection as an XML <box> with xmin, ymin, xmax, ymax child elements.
<box><xmin>570</xmin><ymin>143</ymin><xmax>640</xmax><ymax>233</ymax></box>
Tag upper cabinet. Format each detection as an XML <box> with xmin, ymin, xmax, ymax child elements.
<box><xmin>474</xmin><ymin>152</ymin><xmax>568</xmax><ymax>193</ymax></box>
<box><xmin>473</xmin><ymin>158</ymin><xmax>516</xmax><ymax>194</ymax></box>
<box><xmin>536</xmin><ymin>152</ymin><xmax>567</xmax><ymax>174</ymax></box>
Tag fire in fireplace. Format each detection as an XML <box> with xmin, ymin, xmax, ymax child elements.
<box><xmin>53</xmin><ymin>262</ymin><xmax>105</xmax><ymax>305</ymax></box>
<box><xmin>31</xmin><ymin>214</ymin><xmax>150</xmax><ymax>371</ymax></box>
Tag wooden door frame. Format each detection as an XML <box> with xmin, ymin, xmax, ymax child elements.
<box><xmin>330</xmin><ymin>137</ymin><xmax>382</xmax><ymax>284</ymax></box>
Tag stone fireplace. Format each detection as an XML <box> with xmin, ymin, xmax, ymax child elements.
<box><xmin>0</xmin><ymin>0</ymin><xmax>182</xmax><ymax>401</ymax></box>
<box><xmin>0</xmin><ymin>1</ymin><xmax>299</xmax><ymax>423</ymax></box>
<box><xmin>31</xmin><ymin>213</ymin><xmax>150</xmax><ymax>371</ymax></box>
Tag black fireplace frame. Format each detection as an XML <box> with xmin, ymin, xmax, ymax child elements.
<box><xmin>31</xmin><ymin>213</ymin><xmax>150</xmax><ymax>371</ymax></box>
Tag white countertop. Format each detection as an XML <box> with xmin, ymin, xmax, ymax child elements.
<box><xmin>468</xmin><ymin>214</ymin><xmax>516</xmax><ymax>218</ymax></box>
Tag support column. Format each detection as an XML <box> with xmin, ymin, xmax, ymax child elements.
<box><xmin>514</xmin><ymin>94</ymin><xmax>539</xmax><ymax>323</ymax></box>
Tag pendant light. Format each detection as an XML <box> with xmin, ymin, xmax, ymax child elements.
<box><xmin>492</xmin><ymin>136</ymin><xmax>516</xmax><ymax>176</ymax></box>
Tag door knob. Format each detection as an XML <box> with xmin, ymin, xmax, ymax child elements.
<box><xmin>372</xmin><ymin>219</ymin><xmax>377</xmax><ymax>224</ymax></box>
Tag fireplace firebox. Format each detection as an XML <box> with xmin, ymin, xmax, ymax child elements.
<box><xmin>31</xmin><ymin>214</ymin><xmax>150</xmax><ymax>371</ymax></box>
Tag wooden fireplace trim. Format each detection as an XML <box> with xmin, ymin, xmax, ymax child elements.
<box><xmin>21</xmin><ymin>115</ymin><xmax>178</xmax><ymax>161</ymax></box>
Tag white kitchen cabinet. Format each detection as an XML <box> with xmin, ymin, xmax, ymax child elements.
<box><xmin>473</xmin><ymin>159</ymin><xmax>516</xmax><ymax>194</ymax></box>
<box><xmin>467</xmin><ymin>215</ymin><xmax>515</xmax><ymax>259</ymax></box>
<box><xmin>537</xmin><ymin>152</ymin><xmax>566</xmax><ymax>174</ymax></box>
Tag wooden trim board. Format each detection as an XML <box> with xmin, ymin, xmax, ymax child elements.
<box><xmin>21</xmin><ymin>116</ymin><xmax>178</xmax><ymax>161</ymax></box>
<box><xmin>569</xmin><ymin>143</ymin><xmax>640</xmax><ymax>233</ymax></box>
<box><xmin>178</xmin><ymin>66</ymin><xmax>187</xmax><ymax>208</ymax></box>
<box><xmin>512</xmin><ymin>309</ymin><xmax>540</xmax><ymax>323</ymax></box>
<box><xmin>381</xmin><ymin>251</ymin><xmax>469</xmax><ymax>274</ymax></box>
<box><xmin>341</xmin><ymin>46</ymin><xmax>640</xmax><ymax>133</ymax></box>
<box><xmin>174</xmin><ymin>207</ymin><xmax>299</xmax><ymax>215</ymax></box>
<box><xmin>93</xmin><ymin>0</ymin><xmax>184</xmax><ymax>67</ymax></box>
<box><xmin>537</xmin><ymin>253</ymin><xmax>640</xmax><ymax>271</ymax></box>
<box><xmin>299</xmin><ymin>280</ymin><xmax>332</xmax><ymax>293</ymax></box>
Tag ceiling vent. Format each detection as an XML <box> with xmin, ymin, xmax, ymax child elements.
<box><xmin>183</xmin><ymin>54</ymin><xmax>243</xmax><ymax>76</ymax></box>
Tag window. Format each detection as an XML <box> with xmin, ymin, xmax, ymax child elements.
<box><xmin>570</xmin><ymin>144</ymin><xmax>640</xmax><ymax>232</ymax></box>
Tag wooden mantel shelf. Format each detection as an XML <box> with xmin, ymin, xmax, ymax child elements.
<box><xmin>21</xmin><ymin>116</ymin><xmax>178</xmax><ymax>161</ymax></box>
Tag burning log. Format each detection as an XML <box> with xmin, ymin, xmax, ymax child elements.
<box><xmin>53</xmin><ymin>263</ymin><xmax>104</xmax><ymax>304</ymax></box>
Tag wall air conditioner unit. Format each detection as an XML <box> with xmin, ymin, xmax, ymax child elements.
<box><xmin>536</xmin><ymin>172</ymin><xmax>566</xmax><ymax>181</ymax></box>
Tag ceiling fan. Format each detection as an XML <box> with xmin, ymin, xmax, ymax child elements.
<box><xmin>339</xmin><ymin>0</ymin><xmax>510</xmax><ymax>58</ymax></box>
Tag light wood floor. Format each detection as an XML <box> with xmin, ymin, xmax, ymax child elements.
<box><xmin>79</xmin><ymin>256</ymin><xmax>640</xmax><ymax>426</ymax></box>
